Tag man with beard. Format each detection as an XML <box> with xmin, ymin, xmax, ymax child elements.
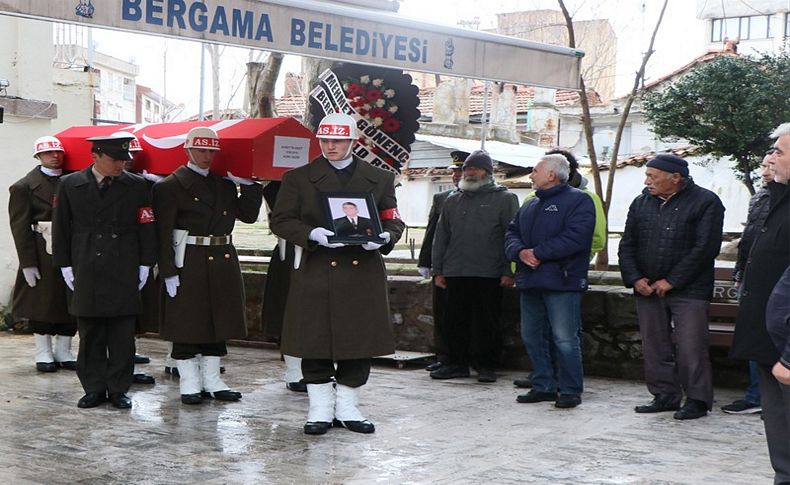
<box><xmin>430</xmin><ymin>150</ymin><xmax>519</xmax><ymax>383</ymax></box>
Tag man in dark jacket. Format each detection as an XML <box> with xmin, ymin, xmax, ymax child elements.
<box><xmin>332</xmin><ymin>201</ymin><xmax>375</xmax><ymax>238</ymax></box>
<box><xmin>721</xmin><ymin>155</ymin><xmax>774</xmax><ymax>414</ymax></box>
<box><xmin>271</xmin><ymin>113</ymin><xmax>405</xmax><ymax>436</ymax></box>
<box><xmin>430</xmin><ymin>150</ymin><xmax>519</xmax><ymax>383</ymax></box>
<box><xmin>733</xmin><ymin>122</ymin><xmax>790</xmax><ymax>483</ymax></box>
<box><xmin>416</xmin><ymin>150</ymin><xmax>465</xmax><ymax>371</ymax></box>
<box><xmin>9</xmin><ymin>136</ymin><xmax>76</xmax><ymax>373</ymax></box>
<box><xmin>52</xmin><ymin>133</ymin><xmax>157</xmax><ymax>409</ymax></box>
<box><xmin>505</xmin><ymin>154</ymin><xmax>595</xmax><ymax>409</ymax></box>
<box><xmin>153</xmin><ymin>126</ymin><xmax>262</xmax><ymax>406</ymax></box>
<box><xmin>619</xmin><ymin>154</ymin><xmax>724</xmax><ymax>420</ymax></box>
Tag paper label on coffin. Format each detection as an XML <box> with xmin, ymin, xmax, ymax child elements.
<box><xmin>54</xmin><ymin>118</ymin><xmax>321</xmax><ymax>181</ymax></box>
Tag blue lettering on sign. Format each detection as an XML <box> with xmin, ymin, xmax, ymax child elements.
<box><xmin>340</xmin><ymin>27</ymin><xmax>354</xmax><ymax>53</ymax></box>
<box><xmin>308</xmin><ymin>21</ymin><xmax>322</xmax><ymax>49</ymax></box>
<box><xmin>189</xmin><ymin>1</ymin><xmax>207</xmax><ymax>32</ymax></box>
<box><xmin>167</xmin><ymin>0</ymin><xmax>186</xmax><ymax>28</ymax></box>
<box><xmin>291</xmin><ymin>18</ymin><xmax>305</xmax><ymax>46</ymax></box>
<box><xmin>232</xmin><ymin>9</ymin><xmax>253</xmax><ymax>38</ymax></box>
<box><xmin>255</xmin><ymin>14</ymin><xmax>272</xmax><ymax>41</ymax></box>
<box><xmin>210</xmin><ymin>6</ymin><xmax>229</xmax><ymax>35</ymax></box>
<box><xmin>356</xmin><ymin>30</ymin><xmax>370</xmax><ymax>55</ymax></box>
<box><xmin>147</xmin><ymin>0</ymin><xmax>164</xmax><ymax>25</ymax></box>
<box><xmin>393</xmin><ymin>35</ymin><xmax>407</xmax><ymax>61</ymax></box>
<box><xmin>122</xmin><ymin>0</ymin><xmax>142</xmax><ymax>21</ymax></box>
<box><xmin>324</xmin><ymin>24</ymin><xmax>338</xmax><ymax>51</ymax></box>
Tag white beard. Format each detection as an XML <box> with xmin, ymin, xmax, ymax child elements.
<box><xmin>459</xmin><ymin>175</ymin><xmax>493</xmax><ymax>192</ymax></box>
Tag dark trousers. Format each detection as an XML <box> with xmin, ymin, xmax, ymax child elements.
<box><xmin>443</xmin><ymin>277</ymin><xmax>503</xmax><ymax>370</ymax></box>
<box><xmin>301</xmin><ymin>358</ymin><xmax>371</xmax><ymax>388</ymax></box>
<box><xmin>76</xmin><ymin>316</ymin><xmax>136</xmax><ymax>395</ymax></box>
<box><xmin>171</xmin><ymin>342</ymin><xmax>228</xmax><ymax>360</ymax></box>
<box><xmin>30</xmin><ymin>320</ymin><xmax>77</xmax><ymax>336</ymax></box>
<box><xmin>431</xmin><ymin>279</ymin><xmax>448</xmax><ymax>358</ymax></box>
<box><xmin>757</xmin><ymin>364</ymin><xmax>790</xmax><ymax>484</ymax></box>
<box><xmin>635</xmin><ymin>295</ymin><xmax>713</xmax><ymax>408</ymax></box>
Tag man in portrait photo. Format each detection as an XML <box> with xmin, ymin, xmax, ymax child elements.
<box><xmin>333</xmin><ymin>201</ymin><xmax>375</xmax><ymax>238</ymax></box>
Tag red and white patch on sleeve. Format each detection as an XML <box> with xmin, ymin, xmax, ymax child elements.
<box><xmin>137</xmin><ymin>207</ymin><xmax>155</xmax><ymax>224</ymax></box>
<box><xmin>51</xmin><ymin>195</ymin><xmax>58</xmax><ymax>208</ymax></box>
<box><xmin>379</xmin><ymin>207</ymin><xmax>401</xmax><ymax>221</ymax></box>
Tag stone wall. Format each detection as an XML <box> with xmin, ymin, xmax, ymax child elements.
<box><xmin>242</xmin><ymin>270</ymin><xmax>747</xmax><ymax>388</ymax></box>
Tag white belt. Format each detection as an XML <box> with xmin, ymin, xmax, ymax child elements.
<box><xmin>31</xmin><ymin>222</ymin><xmax>53</xmax><ymax>255</ymax></box>
<box><xmin>186</xmin><ymin>235</ymin><xmax>232</xmax><ymax>246</ymax></box>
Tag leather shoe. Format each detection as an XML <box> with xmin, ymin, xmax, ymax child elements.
<box><xmin>634</xmin><ymin>394</ymin><xmax>681</xmax><ymax>413</ymax></box>
<box><xmin>108</xmin><ymin>393</ymin><xmax>132</xmax><ymax>409</ymax></box>
<box><xmin>181</xmin><ymin>393</ymin><xmax>203</xmax><ymax>405</ymax></box>
<box><xmin>516</xmin><ymin>390</ymin><xmax>557</xmax><ymax>403</ymax></box>
<box><xmin>77</xmin><ymin>392</ymin><xmax>106</xmax><ymax>408</ymax></box>
<box><xmin>673</xmin><ymin>399</ymin><xmax>708</xmax><ymax>420</ymax></box>
<box><xmin>286</xmin><ymin>381</ymin><xmax>307</xmax><ymax>393</ymax></box>
<box><xmin>555</xmin><ymin>394</ymin><xmax>582</xmax><ymax>408</ymax></box>
<box><xmin>425</xmin><ymin>361</ymin><xmax>443</xmax><ymax>372</ymax></box>
<box><xmin>202</xmin><ymin>389</ymin><xmax>242</xmax><ymax>401</ymax></box>
<box><xmin>477</xmin><ymin>369</ymin><xmax>497</xmax><ymax>383</ymax></box>
<box><xmin>56</xmin><ymin>361</ymin><xmax>77</xmax><ymax>371</ymax></box>
<box><xmin>513</xmin><ymin>377</ymin><xmax>533</xmax><ymax>388</ymax></box>
<box><xmin>430</xmin><ymin>364</ymin><xmax>470</xmax><ymax>379</ymax></box>
<box><xmin>304</xmin><ymin>421</ymin><xmax>332</xmax><ymax>435</ymax></box>
<box><xmin>333</xmin><ymin>418</ymin><xmax>375</xmax><ymax>434</ymax></box>
<box><xmin>134</xmin><ymin>354</ymin><xmax>150</xmax><ymax>364</ymax></box>
<box><xmin>36</xmin><ymin>362</ymin><xmax>57</xmax><ymax>372</ymax></box>
<box><xmin>133</xmin><ymin>373</ymin><xmax>155</xmax><ymax>385</ymax></box>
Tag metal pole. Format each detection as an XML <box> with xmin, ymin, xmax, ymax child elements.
<box><xmin>480</xmin><ymin>80</ymin><xmax>490</xmax><ymax>150</ymax></box>
<box><xmin>198</xmin><ymin>43</ymin><xmax>205</xmax><ymax>121</ymax></box>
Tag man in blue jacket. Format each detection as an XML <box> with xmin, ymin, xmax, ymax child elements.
<box><xmin>505</xmin><ymin>154</ymin><xmax>595</xmax><ymax>409</ymax></box>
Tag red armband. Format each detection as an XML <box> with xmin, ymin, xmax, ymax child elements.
<box><xmin>137</xmin><ymin>207</ymin><xmax>155</xmax><ymax>224</ymax></box>
<box><xmin>379</xmin><ymin>207</ymin><xmax>401</xmax><ymax>221</ymax></box>
<box><xmin>52</xmin><ymin>195</ymin><xmax>58</xmax><ymax>208</ymax></box>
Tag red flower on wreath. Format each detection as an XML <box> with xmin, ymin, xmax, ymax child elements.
<box><xmin>369</xmin><ymin>107</ymin><xmax>391</xmax><ymax>120</ymax></box>
<box><xmin>365</xmin><ymin>89</ymin><xmax>383</xmax><ymax>102</ymax></box>
<box><xmin>346</xmin><ymin>83</ymin><xmax>365</xmax><ymax>97</ymax></box>
<box><xmin>382</xmin><ymin>118</ymin><xmax>401</xmax><ymax>133</ymax></box>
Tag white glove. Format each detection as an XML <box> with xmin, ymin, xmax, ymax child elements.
<box><xmin>362</xmin><ymin>232</ymin><xmax>391</xmax><ymax>251</ymax></box>
<box><xmin>277</xmin><ymin>237</ymin><xmax>287</xmax><ymax>261</ymax></box>
<box><xmin>22</xmin><ymin>267</ymin><xmax>40</xmax><ymax>288</ymax></box>
<box><xmin>142</xmin><ymin>170</ymin><xmax>163</xmax><ymax>183</ymax></box>
<box><xmin>417</xmin><ymin>267</ymin><xmax>431</xmax><ymax>279</ymax></box>
<box><xmin>309</xmin><ymin>227</ymin><xmax>345</xmax><ymax>248</ymax></box>
<box><xmin>225</xmin><ymin>171</ymin><xmax>255</xmax><ymax>186</ymax></box>
<box><xmin>165</xmin><ymin>275</ymin><xmax>180</xmax><ymax>298</ymax></box>
<box><xmin>61</xmin><ymin>266</ymin><xmax>75</xmax><ymax>291</ymax></box>
<box><xmin>138</xmin><ymin>266</ymin><xmax>150</xmax><ymax>290</ymax></box>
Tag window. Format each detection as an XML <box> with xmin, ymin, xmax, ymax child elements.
<box><xmin>711</xmin><ymin>15</ymin><xmax>774</xmax><ymax>42</ymax></box>
<box><xmin>123</xmin><ymin>77</ymin><xmax>134</xmax><ymax>102</ymax></box>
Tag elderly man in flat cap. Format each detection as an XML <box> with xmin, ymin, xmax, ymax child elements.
<box><xmin>52</xmin><ymin>133</ymin><xmax>157</xmax><ymax>410</ymax></box>
<box><xmin>618</xmin><ymin>154</ymin><xmax>725</xmax><ymax>420</ymax></box>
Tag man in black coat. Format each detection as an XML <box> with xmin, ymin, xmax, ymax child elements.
<box><xmin>416</xmin><ymin>150</ymin><xmax>465</xmax><ymax>371</ymax></box>
<box><xmin>332</xmin><ymin>201</ymin><xmax>375</xmax><ymax>238</ymax></box>
<box><xmin>732</xmin><ymin>123</ymin><xmax>790</xmax><ymax>483</ymax></box>
<box><xmin>52</xmin><ymin>133</ymin><xmax>157</xmax><ymax>410</ymax></box>
<box><xmin>619</xmin><ymin>154</ymin><xmax>724</xmax><ymax>420</ymax></box>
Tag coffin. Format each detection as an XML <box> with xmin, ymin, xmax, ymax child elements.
<box><xmin>55</xmin><ymin>118</ymin><xmax>320</xmax><ymax>180</ymax></box>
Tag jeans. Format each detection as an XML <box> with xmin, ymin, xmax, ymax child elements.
<box><xmin>519</xmin><ymin>290</ymin><xmax>583</xmax><ymax>396</ymax></box>
<box><xmin>744</xmin><ymin>360</ymin><xmax>761</xmax><ymax>405</ymax></box>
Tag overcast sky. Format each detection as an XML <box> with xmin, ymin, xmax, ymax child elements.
<box><xmin>89</xmin><ymin>0</ymin><xmax>706</xmax><ymax>119</ymax></box>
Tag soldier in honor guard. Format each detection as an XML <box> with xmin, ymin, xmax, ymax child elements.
<box><xmin>9</xmin><ymin>136</ymin><xmax>76</xmax><ymax>372</ymax></box>
<box><xmin>270</xmin><ymin>112</ymin><xmax>405</xmax><ymax>435</ymax></box>
<box><xmin>52</xmin><ymin>133</ymin><xmax>157</xmax><ymax>409</ymax></box>
<box><xmin>152</xmin><ymin>126</ymin><xmax>263</xmax><ymax>405</ymax></box>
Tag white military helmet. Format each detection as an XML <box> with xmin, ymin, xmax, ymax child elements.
<box><xmin>33</xmin><ymin>136</ymin><xmax>64</xmax><ymax>157</ymax></box>
<box><xmin>184</xmin><ymin>126</ymin><xmax>221</xmax><ymax>150</ymax></box>
<box><xmin>316</xmin><ymin>113</ymin><xmax>358</xmax><ymax>140</ymax></box>
<box><xmin>111</xmin><ymin>131</ymin><xmax>142</xmax><ymax>152</ymax></box>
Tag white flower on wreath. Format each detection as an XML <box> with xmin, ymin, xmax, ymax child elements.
<box><xmin>372</xmin><ymin>78</ymin><xmax>384</xmax><ymax>87</ymax></box>
<box><xmin>375</xmin><ymin>99</ymin><xmax>386</xmax><ymax>108</ymax></box>
<box><xmin>383</xmin><ymin>89</ymin><xmax>395</xmax><ymax>98</ymax></box>
<box><xmin>388</xmin><ymin>106</ymin><xmax>399</xmax><ymax>114</ymax></box>
<box><xmin>360</xmin><ymin>75</ymin><xmax>370</xmax><ymax>84</ymax></box>
<box><xmin>372</xmin><ymin>117</ymin><xmax>383</xmax><ymax>127</ymax></box>
<box><xmin>363</xmin><ymin>103</ymin><xmax>372</xmax><ymax>111</ymax></box>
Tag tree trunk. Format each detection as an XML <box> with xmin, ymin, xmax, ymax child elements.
<box><xmin>247</xmin><ymin>52</ymin><xmax>283</xmax><ymax>118</ymax></box>
<box><xmin>205</xmin><ymin>44</ymin><xmax>222</xmax><ymax>119</ymax></box>
<box><xmin>301</xmin><ymin>57</ymin><xmax>336</xmax><ymax>129</ymax></box>
<box><xmin>738</xmin><ymin>159</ymin><xmax>756</xmax><ymax>195</ymax></box>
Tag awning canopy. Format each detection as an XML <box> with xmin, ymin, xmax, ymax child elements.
<box><xmin>415</xmin><ymin>134</ymin><xmax>545</xmax><ymax>169</ymax></box>
<box><xmin>0</xmin><ymin>0</ymin><xmax>583</xmax><ymax>89</ymax></box>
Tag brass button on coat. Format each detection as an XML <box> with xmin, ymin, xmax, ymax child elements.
<box><xmin>208</xmin><ymin>256</ymin><xmax>214</xmax><ymax>261</ymax></box>
<box><xmin>352</xmin><ymin>260</ymin><xmax>359</xmax><ymax>266</ymax></box>
<box><xmin>330</xmin><ymin>261</ymin><xmax>337</xmax><ymax>267</ymax></box>
<box><xmin>224</xmin><ymin>253</ymin><xmax>230</xmax><ymax>259</ymax></box>
<box><xmin>194</xmin><ymin>197</ymin><xmax>199</xmax><ymax>201</ymax></box>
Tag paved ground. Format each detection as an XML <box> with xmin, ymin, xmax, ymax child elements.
<box><xmin>0</xmin><ymin>333</ymin><xmax>773</xmax><ymax>484</ymax></box>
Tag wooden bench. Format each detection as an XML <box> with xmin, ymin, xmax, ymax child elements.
<box><xmin>709</xmin><ymin>267</ymin><xmax>737</xmax><ymax>347</ymax></box>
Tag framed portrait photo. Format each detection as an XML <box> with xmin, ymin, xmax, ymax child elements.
<box><xmin>322</xmin><ymin>192</ymin><xmax>386</xmax><ymax>245</ymax></box>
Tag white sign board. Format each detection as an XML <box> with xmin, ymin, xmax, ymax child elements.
<box><xmin>0</xmin><ymin>0</ymin><xmax>583</xmax><ymax>89</ymax></box>
<box><xmin>272</xmin><ymin>135</ymin><xmax>310</xmax><ymax>168</ymax></box>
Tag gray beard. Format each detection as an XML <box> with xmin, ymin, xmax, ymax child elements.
<box><xmin>459</xmin><ymin>175</ymin><xmax>493</xmax><ymax>192</ymax></box>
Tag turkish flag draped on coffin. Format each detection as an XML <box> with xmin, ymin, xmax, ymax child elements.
<box><xmin>55</xmin><ymin>118</ymin><xmax>321</xmax><ymax>181</ymax></box>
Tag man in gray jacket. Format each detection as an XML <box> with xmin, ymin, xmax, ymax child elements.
<box><xmin>431</xmin><ymin>150</ymin><xmax>519</xmax><ymax>383</ymax></box>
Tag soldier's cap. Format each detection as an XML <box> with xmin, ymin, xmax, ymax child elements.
<box><xmin>448</xmin><ymin>150</ymin><xmax>469</xmax><ymax>170</ymax></box>
<box><xmin>86</xmin><ymin>132</ymin><xmax>135</xmax><ymax>161</ymax></box>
